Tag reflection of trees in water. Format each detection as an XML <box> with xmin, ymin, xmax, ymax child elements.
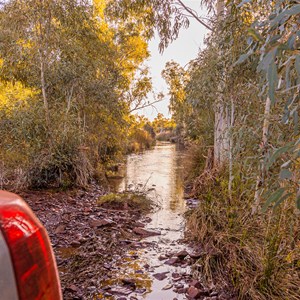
<box><xmin>109</xmin><ymin>144</ymin><xmax>185</xmax><ymax>212</ymax></box>
<box><xmin>169</xmin><ymin>150</ymin><xmax>185</xmax><ymax>212</ymax></box>
<box><xmin>99</xmin><ymin>252</ymin><xmax>153</xmax><ymax>298</ymax></box>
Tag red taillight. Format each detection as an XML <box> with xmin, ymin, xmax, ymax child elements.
<box><xmin>0</xmin><ymin>191</ymin><xmax>62</xmax><ymax>300</ymax></box>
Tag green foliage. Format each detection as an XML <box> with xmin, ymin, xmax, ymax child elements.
<box><xmin>0</xmin><ymin>0</ymin><xmax>153</xmax><ymax>188</ymax></box>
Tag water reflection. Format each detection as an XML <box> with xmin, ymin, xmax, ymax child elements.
<box><xmin>105</xmin><ymin>142</ymin><xmax>188</xmax><ymax>300</ymax></box>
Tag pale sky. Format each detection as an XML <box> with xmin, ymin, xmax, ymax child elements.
<box><xmin>139</xmin><ymin>1</ymin><xmax>209</xmax><ymax>120</ymax></box>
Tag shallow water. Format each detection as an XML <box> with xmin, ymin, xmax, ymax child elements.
<box><xmin>104</xmin><ymin>142</ymin><xmax>190</xmax><ymax>299</ymax></box>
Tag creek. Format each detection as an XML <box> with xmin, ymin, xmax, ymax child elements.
<box><xmin>105</xmin><ymin>142</ymin><xmax>192</xmax><ymax>300</ymax></box>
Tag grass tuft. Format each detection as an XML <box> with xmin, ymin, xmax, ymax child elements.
<box><xmin>97</xmin><ymin>192</ymin><xmax>152</xmax><ymax>212</ymax></box>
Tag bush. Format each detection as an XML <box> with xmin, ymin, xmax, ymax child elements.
<box><xmin>186</xmin><ymin>169</ymin><xmax>300</xmax><ymax>299</ymax></box>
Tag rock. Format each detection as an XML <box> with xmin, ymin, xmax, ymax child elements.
<box><xmin>153</xmin><ymin>271</ymin><xmax>169</xmax><ymax>281</ymax></box>
<box><xmin>187</xmin><ymin>286</ymin><xmax>202</xmax><ymax>299</ymax></box>
<box><xmin>55</xmin><ymin>224</ymin><xmax>65</xmax><ymax>234</ymax></box>
<box><xmin>162</xmin><ymin>284</ymin><xmax>173</xmax><ymax>290</ymax></box>
<box><xmin>177</xmin><ymin>287</ymin><xmax>187</xmax><ymax>294</ymax></box>
<box><xmin>67</xmin><ymin>284</ymin><xmax>79</xmax><ymax>292</ymax></box>
<box><xmin>210</xmin><ymin>291</ymin><xmax>218</xmax><ymax>296</ymax></box>
<box><xmin>122</xmin><ymin>278</ymin><xmax>136</xmax><ymax>286</ymax></box>
<box><xmin>87</xmin><ymin>286</ymin><xmax>97</xmax><ymax>293</ymax></box>
<box><xmin>176</xmin><ymin>250</ymin><xmax>189</xmax><ymax>260</ymax></box>
<box><xmin>158</xmin><ymin>255</ymin><xmax>167</xmax><ymax>261</ymax></box>
<box><xmin>90</xmin><ymin>218</ymin><xmax>114</xmax><ymax>228</ymax></box>
<box><xmin>165</xmin><ymin>257</ymin><xmax>180</xmax><ymax>266</ymax></box>
<box><xmin>189</xmin><ymin>280</ymin><xmax>203</xmax><ymax>289</ymax></box>
<box><xmin>110</xmin><ymin>287</ymin><xmax>132</xmax><ymax>296</ymax></box>
<box><xmin>70</xmin><ymin>241</ymin><xmax>81</xmax><ymax>247</ymax></box>
<box><xmin>133</xmin><ymin>227</ymin><xmax>161</xmax><ymax>237</ymax></box>
<box><xmin>199</xmin><ymin>289</ymin><xmax>210</xmax><ymax>296</ymax></box>
<box><xmin>143</xmin><ymin>263</ymin><xmax>150</xmax><ymax>269</ymax></box>
<box><xmin>172</xmin><ymin>272</ymin><xmax>181</xmax><ymax>279</ymax></box>
<box><xmin>133</xmin><ymin>221</ymin><xmax>145</xmax><ymax>228</ymax></box>
<box><xmin>189</xmin><ymin>251</ymin><xmax>203</xmax><ymax>259</ymax></box>
<box><xmin>104</xmin><ymin>292</ymin><xmax>113</xmax><ymax>297</ymax></box>
<box><xmin>135</xmin><ymin>288</ymin><xmax>146</xmax><ymax>294</ymax></box>
<box><xmin>117</xmin><ymin>298</ymin><xmax>127</xmax><ymax>300</ymax></box>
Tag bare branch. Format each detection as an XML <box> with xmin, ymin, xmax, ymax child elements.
<box><xmin>129</xmin><ymin>98</ymin><xmax>163</xmax><ymax>113</ymax></box>
<box><xmin>176</xmin><ymin>0</ymin><xmax>213</xmax><ymax>31</ymax></box>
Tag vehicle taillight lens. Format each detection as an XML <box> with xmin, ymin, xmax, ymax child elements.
<box><xmin>0</xmin><ymin>192</ymin><xmax>62</xmax><ymax>300</ymax></box>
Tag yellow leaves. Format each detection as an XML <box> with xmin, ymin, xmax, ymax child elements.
<box><xmin>0</xmin><ymin>81</ymin><xmax>38</xmax><ymax>115</ymax></box>
<box><xmin>122</xmin><ymin>36</ymin><xmax>149</xmax><ymax>64</ymax></box>
<box><xmin>241</xmin><ymin>10</ymin><xmax>254</xmax><ymax>26</ymax></box>
<box><xmin>16</xmin><ymin>39</ymin><xmax>33</xmax><ymax>49</ymax></box>
<box><xmin>51</xmin><ymin>17</ymin><xmax>62</xmax><ymax>29</ymax></box>
<box><xmin>93</xmin><ymin>0</ymin><xmax>107</xmax><ymax>18</ymax></box>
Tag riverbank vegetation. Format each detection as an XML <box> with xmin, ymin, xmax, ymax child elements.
<box><xmin>156</xmin><ymin>1</ymin><xmax>299</xmax><ymax>298</ymax></box>
<box><xmin>0</xmin><ymin>0</ymin><xmax>165</xmax><ymax>190</ymax></box>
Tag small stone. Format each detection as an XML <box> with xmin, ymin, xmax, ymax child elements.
<box><xmin>122</xmin><ymin>278</ymin><xmax>136</xmax><ymax>286</ymax></box>
<box><xmin>189</xmin><ymin>251</ymin><xmax>203</xmax><ymax>259</ymax></box>
<box><xmin>153</xmin><ymin>271</ymin><xmax>169</xmax><ymax>281</ymax></box>
<box><xmin>158</xmin><ymin>255</ymin><xmax>167</xmax><ymax>261</ymax></box>
<box><xmin>162</xmin><ymin>284</ymin><xmax>173</xmax><ymax>290</ymax></box>
<box><xmin>110</xmin><ymin>287</ymin><xmax>132</xmax><ymax>296</ymax></box>
<box><xmin>87</xmin><ymin>286</ymin><xmax>96</xmax><ymax>292</ymax></box>
<box><xmin>135</xmin><ymin>288</ymin><xmax>146</xmax><ymax>294</ymax></box>
<box><xmin>187</xmin><ymin>286</ymin><xmax>202</xmax><ymax>299</ymax></box>
<box><xmin>177</xmin><ymin>287</ymin><xmax>187</xmax><ymax>294</ymax></box>
<box><xmin>189</xmin><ymin>280</ymin><xmax>203</xmax><ymax>289</ymax></box>
<box><xmin>133</xmin><ymin>227</ymin><xmax>161</xmax><ymax>237</ymax></box>
<box><xmin>133</xmin><ymin>221</ymin><xmax>145</xmax><ymax>227</ymax></box>
<box><xmin>164</xmin><ymin>257</ymin><xmax>179</xmax><ymax>266</ymax></box>
<box><xmin>104</xmin><ymin>292</ymin><xmax>112</xmax><ymax>297</ymax></box>
<box><xmin>54</xmin><ymin>224</ymin><xmax>65</xmax><ymax>234</ymax></box>
<box><xmin>70</xmin><ymin>241</ymin><xmax>81</xmax><ymax>247</ymax></box>
<box><xmin>176</xmin><ymin>250</ymin><xmax>189</xmax><ymax>260</ymax></box>
<box><xmin>67</xmin><ymin>284</ymin><xmax>79</xmax><ymax>292</ymax></box>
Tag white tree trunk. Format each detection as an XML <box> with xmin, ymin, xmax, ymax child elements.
<box><xmin>228</xmin><ymin>99</ymin><xmax>235</xmax><ymax>199</ymax></box>
<box><xmin>252</xmin><ymin>96</ymin><xmax>271</xmax><ymax>213</ymax></box>
<box><xmin>214</xmin><ymin>0</ymin><xmax>229</xmax><ymax>167</ymax></box>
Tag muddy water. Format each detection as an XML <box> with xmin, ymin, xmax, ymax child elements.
<box><xmin>105</xmin><ymin>142</ymin><xmax>190</xmax><ymax>300</ymax></box>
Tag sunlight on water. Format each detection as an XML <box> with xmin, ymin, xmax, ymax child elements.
<box><xmin>104</xmin><ymin>142</ymin><xmax>189</xmax><ymax>300</ymax></box>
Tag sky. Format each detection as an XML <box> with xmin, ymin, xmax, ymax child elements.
<box><xmin>139</xmin><ymin>1</ymin><xmax>209</xmax><ymax>121</ymax></box>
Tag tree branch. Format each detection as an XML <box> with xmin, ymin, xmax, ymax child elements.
<box><xmin>129</xmin><ymin>98</ymin><xmax>163</xmax><ymax>113</ymax></box>
<box><xmin>176</xmin><ymin>0</ymin><xmax>213</xmax><ymax>31</ymax></box>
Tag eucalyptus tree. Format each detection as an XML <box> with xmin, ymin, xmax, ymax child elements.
<box><xmin>0</xmin><ymin>0</ymin><xmax>153</xmax><ymax>187</ymax></box>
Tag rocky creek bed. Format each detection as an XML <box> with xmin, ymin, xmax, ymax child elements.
<box><xmin>21</xmin><ymin>184</ymin><xmax>234</xmax><ymax>300</ymax></box>
<box><xmin>21</xmin><ymin>143</ymin><xmax>234</xmax><ymax>300</ymax></box>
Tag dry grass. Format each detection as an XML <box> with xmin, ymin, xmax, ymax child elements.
<box><xmin>186</xmin><ymin>170</ymin><xmax>300</xmax><ymax>299</ymax></box>
<box><xmin>97</xmin><ymin>192</ymin><xmax>153</xmax><ymax>213</ymax></box>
